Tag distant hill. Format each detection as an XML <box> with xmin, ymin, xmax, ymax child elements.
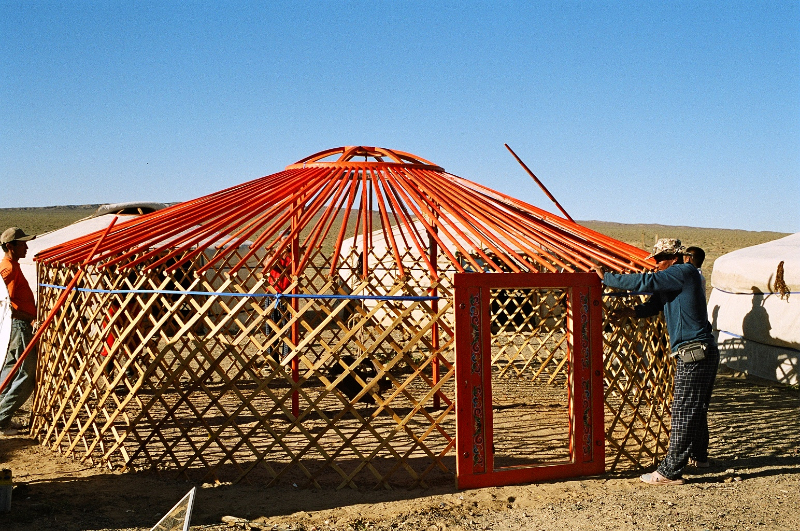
<box><xmin>578</xmin><ymin>220</ymin><xmax>790</xmax><ymax>298</ymax></box>
<box><xmin>0</xmin><ymin>205</ymin><xmax>101</xmax><ymax>236</ymax></box>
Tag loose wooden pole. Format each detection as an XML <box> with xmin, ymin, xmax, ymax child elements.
<box><xmin>291</xmin><ymin>204</ymin><xmax>300</xmax><ymax>417</ymax></box>
<box><xmin>504</xmin><ymin>143</ymin><xmax>575</xmax><ymax>223</ymax></box>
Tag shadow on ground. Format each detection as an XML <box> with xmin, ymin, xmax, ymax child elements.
<box><xmin>1</xmin><ymin>374</ymin><xmax>798</xmax><ymax>531</ymax></box>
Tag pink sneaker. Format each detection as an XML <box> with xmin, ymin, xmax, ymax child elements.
<box><xmin>640</xmin><ymin>471</ymin><xmax>686</xmax><ymax>485</ymax></box>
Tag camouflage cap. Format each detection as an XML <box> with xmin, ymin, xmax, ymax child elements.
<box><xmin>645</xmin><ymin>238</ymin><xmax>685</xmax><ymax>260</ymax></box>
<box><xmin>1</xmin><ymin>227</ymin><xmax>36</xmax><ymax>245</ymax></box>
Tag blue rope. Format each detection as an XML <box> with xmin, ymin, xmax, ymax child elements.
<box><xmin>713</xmin><ymin>287</ymin><xmax>799</xmax><ymax>296</ymax></box>
<box><xmin>39</xmin><ymin>283</ymin><xmax>441</xmax><ymax>301</ymax></box>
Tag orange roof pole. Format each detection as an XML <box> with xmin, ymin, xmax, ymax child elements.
<box><xmin>383</xmin><ymin>167</ymin><xmax>475</xmax><ymax>272</ymax></box>
<box><xmin>416</xmin><ymin>168</ymin><xmax>568</xmax><ymax>273</ymax></box>
<box><xmin>34</xmin><ymin>145</ymin><xmax>653</xmax><ymax>278</ymax></box>
<box><xmin>505</xmin><ymin>143</ymin><xmax>575</xmax><ymax>223</ymax></box>
<box><xmin>370</xmin><ymin>170</ymin><xmax>406</xmax><ymax>278</ymax></box>
<box><xmin>377</xmin><ymin>170</ymin><xmax>437</xmax><ymax>277</ymax></box>
<box><xmin>328</xmin><ymin>172</ymin><xmax>360</xmax><ymax>277</ymax></box>
<box><xmin>404</xmin><ymin>168</ymin><xmax>531</xmax><ymax>273</ymax></box>
<box><xmin>448</xmin><ymin>172</ymin><xmax>651</xmax><ymax>270</ymax></box>
<box><xmin>299</xmin><ymin>170</ymin><xmax>349</xmax><ymax>257</ymax></box>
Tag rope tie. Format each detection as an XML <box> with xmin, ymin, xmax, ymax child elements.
<box><xmin>39</xmin><ymin>283</ymin><xmax>441</xmax><ymax>301</ymax></box>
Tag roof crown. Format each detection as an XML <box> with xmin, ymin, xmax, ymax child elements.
<box><xmin>35</xmin><ymin>146</ymin><xmax>650</xmax><ymax>278</ymax></box>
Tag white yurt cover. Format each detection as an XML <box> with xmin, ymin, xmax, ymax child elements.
<box><xmin>21</xmin><ymin>214</ymin><xmax>142</xmax><ymax>304</ymax></box>
<box><xmin>23</xmin><ymin>207</ymin><xmax>253</xmax><ymax>305</ymax></box>
<box><xmin>708</xmin><ymin>232</ymin><xmax>799</xmax><ymax>384</ymax></box>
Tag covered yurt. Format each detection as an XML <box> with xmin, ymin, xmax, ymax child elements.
<box><xmin>30</xmin><ymin>146</ymin><xmax>674</xmax><ymax>488</ymax></box>
<box><xmin>20</xmin><ymin>202</ymin><xmax>168</xmax><ymax>304</ymax></box>
<box><xmin>708</xmin><ymin>233</ymin><xmax>799</xmax><ymax>385</ymax></box>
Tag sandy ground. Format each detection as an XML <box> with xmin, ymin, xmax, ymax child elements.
<box><xmin>1</xmin><ymin>370</ymin><xmax>798</xmax><ymax>531</ymax></box>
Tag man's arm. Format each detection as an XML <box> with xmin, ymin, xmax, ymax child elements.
<box><xmin>633</xmin><ymin>295</ymin><xmax>664</xmax><ymax>318</ymax></box>
<box><xmin>603</xmin><ymin>268</ymin><xmax>686</xmax><ymax>293</ymax></box>
<box><xmin>592</xmin><ymin>265</ymin><xmax>665</xmax><ymax>320</ymax></box>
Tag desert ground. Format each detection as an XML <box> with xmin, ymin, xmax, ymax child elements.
<box><xmin>1</xmin><ymin>206</ymin><xmax>796</xmax><ymax>531</ymax></box>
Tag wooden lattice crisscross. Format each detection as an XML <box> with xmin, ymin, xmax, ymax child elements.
<box><xmin>490</xmin><ymin>288</ymin><xmax>570</xmax><ymax>383</ymax></box>
<box><xmin>31</xmin><ymin>247</ymin><xmax>462</xmax><ymax>488</ymax></box>
<box><xmin>602</xmin><ymin>293</ymin><xmax>673</xmax><ymax>468</ymax></box>
<box><xmin>32</xmin><ymin>236</ymin><xmax>671</xmax><ymax>488</ymax></box>
<box><xmin>27</xmin><ymin>145</ymin><xmax>673</xmax><ymax>486</ymax></box>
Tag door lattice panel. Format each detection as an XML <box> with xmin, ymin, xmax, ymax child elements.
<box><xmin>490</xmin><ymin>288</ymin><xmax>569</xmax><ymax>383</ymax></box>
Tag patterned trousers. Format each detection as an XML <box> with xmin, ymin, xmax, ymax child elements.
<box><xmin>657</xmin><ymin>343</ymin><xmax>719</xmax><ymax>479</ymax></box>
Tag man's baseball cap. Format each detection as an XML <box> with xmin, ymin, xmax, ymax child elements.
<box><xmin>645</xmin><ymin>238</ymin><xmax>685</xmax><ymax>260</ymax></box>
<box><xmin>1</xmin><ymin>227</ymin><xmax>36</xmax><ymax>245</ymax></box>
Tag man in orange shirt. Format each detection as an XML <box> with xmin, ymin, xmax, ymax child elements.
<box><xmin>0</xmin><ymin>227</ymin><xmax>38</xmax><ymax>436</ymax></box>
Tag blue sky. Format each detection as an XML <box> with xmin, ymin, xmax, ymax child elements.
<box><xmin>2</xmin><ymin>2</ymin><xmax>798</xmax><ymax>233</ymax></box>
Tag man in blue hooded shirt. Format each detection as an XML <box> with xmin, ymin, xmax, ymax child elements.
<box><xmin>595</xmin><ymin>238</ymin><xmax>719</xmax><ymax>485</ymax></box>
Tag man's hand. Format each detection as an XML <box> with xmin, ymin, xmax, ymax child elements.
<box><xmin>591</xmin><ymin>265</ymin><xmax>605</xmax><ymax>282</ymax></box>
<box><xmin>608</xmin><ymin>307</ymin><xmax>636</xmax><ymax>321</ymax></box>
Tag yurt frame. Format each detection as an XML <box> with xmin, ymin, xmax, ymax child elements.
<box><xmin>29</xmin><ymin>147</ymin><xmax>674</xmax><ymax>489</ymax></box>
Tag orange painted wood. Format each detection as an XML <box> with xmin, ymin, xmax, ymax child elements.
<box><xmin>35</xmin><ymin>146</ymin><xmax>652</xmax><ymax>279</ymax></box>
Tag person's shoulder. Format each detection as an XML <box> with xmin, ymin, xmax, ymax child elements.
<box><xmin>0</xmin><ymin>257</ymin><xmax>12</xmax><ymax>276</ymax></box>
<box><xmin>660</xmin><ymin>262</ymin><xmax>692</xmax><ymax>279</ymax></box>
<box><xmin>674</xmin><ymin>262</ymin><xmax>701</xmax><ymax>280</ymax></box>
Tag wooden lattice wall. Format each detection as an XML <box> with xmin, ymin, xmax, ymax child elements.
<box><xmin>31</xmin><ymin>246</ymin><xmax>673</xmax><ymax>488</ymax></box>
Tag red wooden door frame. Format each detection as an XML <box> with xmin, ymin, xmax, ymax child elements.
<box><xmin>454</xmin><ymin>273</ymin><xmax>605</xmax><ymax>489</ymax></box>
